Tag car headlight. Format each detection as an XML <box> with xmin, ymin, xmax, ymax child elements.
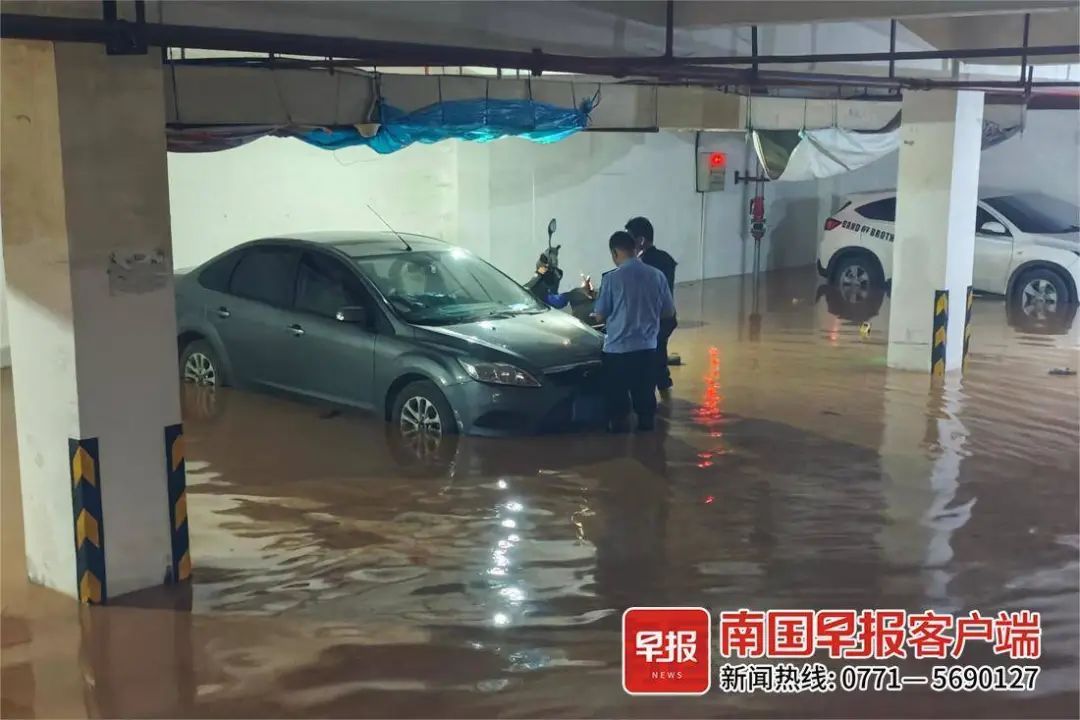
<box><xmin>459</xmin><ymin>360</ymin><xmax>540</xmax><ymax>387</ymax></box>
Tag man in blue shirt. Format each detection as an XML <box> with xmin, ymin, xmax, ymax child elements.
<box><xmin>592</xmin><ymin>231</ymin><xmax>675</xmax><ymax>432</ymax></box>
<box><xmin>626</xmin><ymin>216</ymin><xmax>678</xmax><ymax>394</ymax></box>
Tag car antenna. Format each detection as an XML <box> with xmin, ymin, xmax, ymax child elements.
<box><xmin>367</xmin><ymin>204</ymin><xmax>412</xmax><ymax>251</ymax></box>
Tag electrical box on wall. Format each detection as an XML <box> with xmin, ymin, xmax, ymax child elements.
<box><xmin>696</xmin><ymin>151</ymin><xmax>727</xmax><ymax>192</ymax></box>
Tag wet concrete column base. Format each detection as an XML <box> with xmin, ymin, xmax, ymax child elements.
<box><xmin>887</xmin><ymin>89</ymin><xmax>983</xmax><ymax>373</ymax></box>
<box><xmin>0</xmin><ymin>39</ymin><xmax>183</xmax><ymax>601</ymax></box>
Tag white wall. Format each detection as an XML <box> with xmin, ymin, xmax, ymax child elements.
<box><xmin>159</xmin><ymin>111</ymin><xmax>1079</xmax><ymax>294</ymax></box>
<box><xmin>164</xmin><ymin>130</ymin><xmax>765</xmax><ymax>290</ymax></box>
<box><xmin>468</xmin><ymin>131</ymin><xmax>757</xmax><ymax>289</ymax></box>
<box><xmin>1</xmin><ymin>111</ymin><xmax>1077</xmax><ymax>366</ymax></box>
<box><xmin>166</xmin><ymin>137</ymin><xmax>456</xmax><ymax>270</ymax></box>
<box><xmin>980</xmin><ymin>110</ymin><xmax>1080</xmax><ymax>203</ymax></box>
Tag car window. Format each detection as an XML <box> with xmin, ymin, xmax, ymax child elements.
<box><xmin>295</xmin><ymin>252</ymin><xmax>368</xmax><ymax>318</ymax></box>
<box><xmin>976</xmin><ymin>206</ymin><xmax>1009</xmax><ymax>235</ymax></box>
<box><xmin>984</xmin><ymin>193</ymin><xmax>1080</xmax><ymax>234</ymax></box>
<box><xmin>198</xmin><ymin>251</ymin><xmax>240</xmax><ymax>292</ymax></box>
<box><xmin>354</xmin><ymin>249</ymin><xmax>545</xmax><ymax>325</ymax></box>
<box><xmin>856</xmin><ymin>198</ymin><xmax>896</xmax><ymax>222</ymax></box>
<box><xmin>229</xmin><ymin>246</ymin><xmax>299</xmax><ymax>307</ymax></box>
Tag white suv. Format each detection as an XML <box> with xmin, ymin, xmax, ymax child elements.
<box><xmin>817</xmin><ymin>191</ymin><xmax>1080</xmax><ymax>319</ymax></box>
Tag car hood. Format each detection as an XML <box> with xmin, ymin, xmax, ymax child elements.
<box><xmin>413</xmin><ymin>310</ymin><xmax>603</xmax><ymax>370</ymax></box>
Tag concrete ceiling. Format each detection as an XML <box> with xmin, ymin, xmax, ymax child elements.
<box><xmin>150</xmin><ymin>1</ymin><xmax>1076</xmax><ymax>58</ymax></box>
<box><xmin>4</xmin><ymin>0</ymin><xmax>1076</xmax><ymax>83</ymax></box>
<box><xmin>903</xmin><ymin>8</ymin><xmax>1080</xmax><ymax>63</ymax></box>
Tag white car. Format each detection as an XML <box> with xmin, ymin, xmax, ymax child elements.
<box><xmin>817</xmin><ymin>191</ymin><xmax>1080</xmax><ymax>319</ymax></box>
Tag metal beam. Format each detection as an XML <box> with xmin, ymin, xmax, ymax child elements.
<box><xmin>680</xmin><ymin>43</ymin><xmax>1078</xmax><ymax>66</ymax></box>
<box><xmin>1020</xmin><ymin>13</ymin><xmax>1031</xmax><ymax>81</ymax></box>
<box><xmin>664</xmin><ymin>0</ymin><xmax>674</xmax><ymax>60</ymax></box>
<box><xmin>1</xmin><ymin>12</ymin><xmax>1077</xmax><ymax>78</ymax></box>
<box><xmin>751</xmin><ymin>25</ymin><xmax>759</xmax><ymax>75</ymax></box>
<box><xmin>888</xmin><ymin>20</ymin><xmax>897</xmax><ymax>78</ymax></box>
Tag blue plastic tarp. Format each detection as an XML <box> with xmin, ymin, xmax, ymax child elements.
<box><xmin>299</xmin><ymin>98</ymin><xmax>592</xmax><ymax>154</ymax></box>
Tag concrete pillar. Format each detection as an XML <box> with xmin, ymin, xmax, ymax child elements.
<box><xmin>887</xmin><ymin>90</ymin><xmax>984</xmax><ymax>373</ymax></box>
<box><xmin>1</xmin><ymin>40</ymin><xmax>188</xmax><ymax>602</ymax></box>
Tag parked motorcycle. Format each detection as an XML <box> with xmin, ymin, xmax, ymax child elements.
<box><xmin>522</xmin><ymin>217</ymin><xmax>604</xmax><ymax>331</ymax></box>
<box><xmin>523</xmin><ymin>218</ymin><xmax>564</xmax><ymax>301</ymax></box>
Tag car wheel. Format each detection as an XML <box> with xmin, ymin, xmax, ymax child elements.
<box><xmin>392</xmin><ymin>380</ymin><xmax>459</xmax><ymax>445</ymax></box>
<box><xmin>1013</xmin><ymin>267</ymin><xmax>1070</xmax><ymax>321</ymax></box>
<box><xmin>833</xmin><ymin>253</ymin><xmax>885</xmax><ymax>304</ymax></box>
<box><xmin>180</xmin><ymin>339</ymin><xmax>225</xmax><ymax>387</ymax></box>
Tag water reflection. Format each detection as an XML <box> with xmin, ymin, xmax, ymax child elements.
<box><xmin>815</xmin><ymin>280</ymin><xmax>1078</xmax><ymax>340</ymax></box>
<box><xmin>1005</xmin><ymin>295</ymin><xmax>1079</xmax><ymax>337</ymax></box>
<box><xmin>816</xmin><ymin>282</ymin><xmax>886</xmax><ymax>325</ymax></box>
<box><xmin>878</xmin><ymin>371</ymin><xmax>974</xmax><ymax>610</ymax></box>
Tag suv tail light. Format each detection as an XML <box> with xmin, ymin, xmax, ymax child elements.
<box><xmin>823</xmin><ymin>217</ymin><xmax>842</xmax><ymax>231</ymax></box>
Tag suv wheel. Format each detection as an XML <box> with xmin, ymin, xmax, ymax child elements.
<box><xmin>1013</xmin><ymin>267</ymin><xmax>1070</xmax><ymax>321</ymax></box>
<box><xmin>833</xmin><ymin>253</ymin><xmax>884</xmax><ymax>303</ymax></box>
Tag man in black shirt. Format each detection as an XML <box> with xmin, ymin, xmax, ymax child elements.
<box><xmin>626</xmin><ymin>216</ymin><xmax>677</xmax><ymax>393</ymax></box>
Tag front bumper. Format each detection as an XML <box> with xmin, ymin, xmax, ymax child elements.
<box><xmin>443</xmin><ymin>369</ymin><xmax>605</xmax><ymax>436</ymax></box>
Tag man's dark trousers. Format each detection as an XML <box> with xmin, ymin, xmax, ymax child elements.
<box><xmin>602</xmin><ymin>349</ymin><xmax>657</xmax><ymax>429</ymax></box>
<box><xmin>656</xmin><ymin>315</ymin><xmax>677</xmax><ymax>391</ymax></box>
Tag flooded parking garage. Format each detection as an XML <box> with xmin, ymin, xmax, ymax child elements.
<box><xmin>4</xmin><ymin>3</ymin><xmax>1080</xmax><ymax>718</ymax></box>
<box><xmin>2</xmin><ymin>270</ymin><xmax>1077</xmax><ymax>718</ymax></box>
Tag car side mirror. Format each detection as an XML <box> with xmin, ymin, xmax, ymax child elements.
<box><xmin>979</xmin><ymin>220</ymin><xmax>1008</xmax><ymax>236</ymax></box>
<box><xmin>335</xmin><ymin>306</ymin><xmax>368</xmax><ymax>325</ymax></box>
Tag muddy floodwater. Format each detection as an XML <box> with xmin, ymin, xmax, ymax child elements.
<box><xmin>2</xmin><ymin>269</ymin><xmax>1078</xmax><ymax>718</ymax></box>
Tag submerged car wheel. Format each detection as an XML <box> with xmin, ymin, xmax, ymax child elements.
<box><xmin>181</xmin><ymin>340</ymin><xmax>224</xmax><ymax>387</ymax></box>
<box><xmin>392</xmin><ymin>380</ymin><xmax>458</xmax><ymax>444</ymax></box>
<box><xmin>833</xmin><ymin>253</ymin><xmax>885</xmax><ymax>304</ymax></box>
<box><xmin>1014</xmin><ymin>268</ymin><xmax>1070</xmax><ymax>321</ymax></box>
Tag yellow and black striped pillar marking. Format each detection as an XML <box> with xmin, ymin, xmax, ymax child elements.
<box><xmin>165</xmin><ymin>424</ymin><xmax>191</xmax><ymax>583</ymax></box>
<box><xmin>70</xmin><ymin>438</ymin><xmax>106</xmax><ymax>604</ymax></box>
<box><xmin>963</xmin><ymin>285</ymin><xmax>973</xmax><ymax>370</ymax></box>
<box><xmin>931</xmin><ymin>289</ymin><xmax>949</xmax><ymax>377</ymax></box>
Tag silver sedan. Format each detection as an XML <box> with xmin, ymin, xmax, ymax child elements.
<box><xmin>175</xmin><ymin>232</ymin><xmax>605</xmax><ymax>438</ymax></box>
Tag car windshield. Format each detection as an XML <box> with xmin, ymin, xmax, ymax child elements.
<box><xmin>983</xmin><ymin>193</ymin><xmax>1080</xmax><ymax>234</ymax></box>
<box><xmin>353</xmin><ymin>248</ymin><xmax>546</xmax><ymax>325</ymax></box>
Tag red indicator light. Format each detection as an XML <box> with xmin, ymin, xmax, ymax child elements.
<box><xmin>709</xmin><ymin>152</ymin><xmax>726</xmax><ymax>168</ymax></box>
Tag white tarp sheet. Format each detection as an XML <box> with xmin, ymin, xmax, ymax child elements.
<box><xmin>776</xmin><ymin>128</ymin><xmax>900</xmax><ymax>182</ymax></box>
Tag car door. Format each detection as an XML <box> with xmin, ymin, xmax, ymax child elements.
<box><xmin>216</xmin><ymin>244</ymin><xmax>300</xmax><ymax>390</ymax></box>
<box><xmin>279</xmin><ymin>250</ymin><xmax>378</xmax><ymax>407</ymax></box>
<box><xmin>973</xmin><ymin>204</ymin><xmax>1014</xmax><ymax>294</ymax></box>
<box><xmin>852</xmin><ymin>197</ymin><xmax>897</xmax><ymax>277</ymax></box>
